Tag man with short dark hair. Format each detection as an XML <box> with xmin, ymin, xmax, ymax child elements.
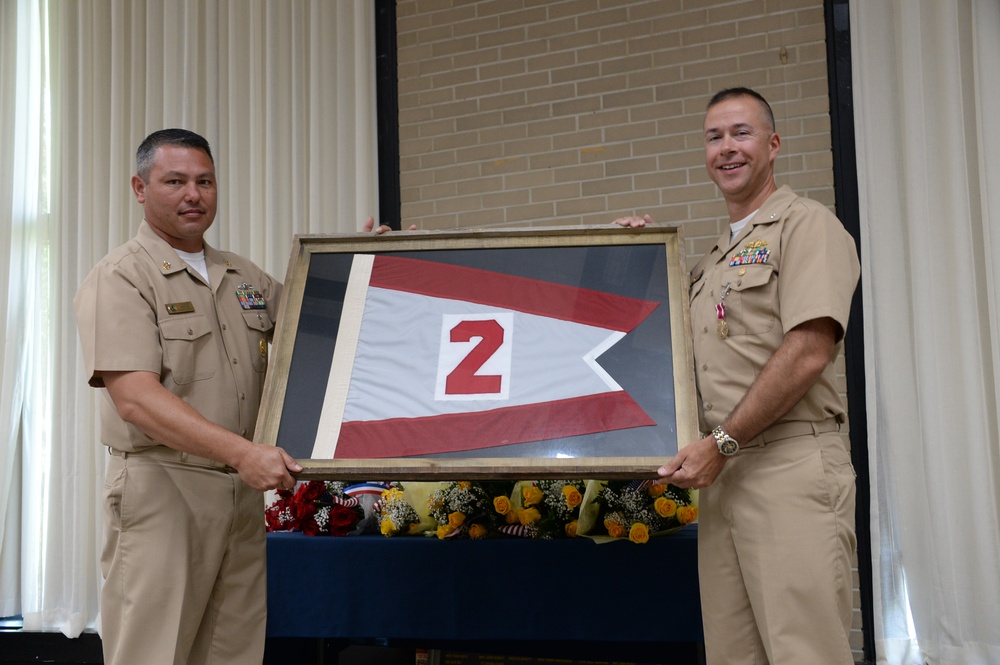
<box><xmin>616</xmin><ymin>88</ymin><xmax>860</xmax><ymax>664</ymax></box>
<box><xmin>74</xmin><ymin>129</ymin><xmax>388</xmax><ymax>664</ymax></box>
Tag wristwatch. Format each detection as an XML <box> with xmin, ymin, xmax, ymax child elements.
<box><xmin>712</xmin><ymin>426</ymin><xmax>739</xmax><ymax>456</ymax></box>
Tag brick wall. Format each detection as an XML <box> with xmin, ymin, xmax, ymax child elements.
<box><xmin>395</xmin><ymin>0</ymin><xmax>863</xmax><ymax>659</ymax></box>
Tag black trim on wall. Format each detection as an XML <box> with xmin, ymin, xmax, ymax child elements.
<box><xmin>374</xmin><ymin>0</ymin><xmax>401</xmax><ymax>230</ymax></box>
<box><xmin>824</xmin><ymin>1</ymin><xmax>875</xmax><ymax>663</ymax></box>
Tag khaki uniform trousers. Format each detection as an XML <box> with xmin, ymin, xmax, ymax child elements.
<box><xmin>101</xmin><ymin>449</ymin><xmax>267</xmax><ymax>665</ymax></box>
<box><xmin>698</xmin><ymin>427</ymin><xmax>857</xmax><ymax>665</ymax></box>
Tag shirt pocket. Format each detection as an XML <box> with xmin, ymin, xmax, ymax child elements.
<box><xmin>241</xmin><ymin>310</ymin><xmax>274</xmax><ymax>373</ymax></box>
<box><xmin>159</xmin><ymin>315</ymin><xmax>216</xmax><ymax>384</ymax></box>
<box><xmin>726</xmin><ymin>265</ymin><xmax>777</xmax><ymax>336</ymax></box>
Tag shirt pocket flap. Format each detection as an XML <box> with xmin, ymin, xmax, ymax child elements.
<box><xmin>241</xmin><ymin>310</ymin><xmax>274</xmax><ymax>333</ymax></box>
<box><xmin>731</xmin><ymin>265</ymin><xmax>774</xmax><ymax>292</ymax></box>
<box><xmin>159</xmin><ymin>315</ymin><xmax>212</xmax><ymax>341</ymax></box>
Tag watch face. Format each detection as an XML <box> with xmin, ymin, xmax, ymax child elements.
<box><xmin>719</xmin><ymin>438</ymin><xmax>738</xmax><ymax>456</ymax></box>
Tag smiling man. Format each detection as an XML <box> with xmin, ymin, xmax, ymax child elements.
<box><xmin>74</xmin><ymin>129</ymin><xmax>302</xmax><ymax>665</ymax></box>
<box><xmin>615</xmin><ymin>88</ymin><xmax>861</xmax><ymax>664</ymax></box>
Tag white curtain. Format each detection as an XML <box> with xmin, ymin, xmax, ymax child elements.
<box><xmin>0</xmin><ymin>0</ymin><xmax>378</xmax><ymax>636</ymax></box>
<box><xmin>851</xmin><ymin>1</ymin><xmax>1000</xmax><ymax>663</ymax></box>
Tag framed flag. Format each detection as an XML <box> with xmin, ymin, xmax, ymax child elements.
<box><xmin>254</xmin><ymin>225</ymin><xmax>697</xmax><ymax>480</ymax></box>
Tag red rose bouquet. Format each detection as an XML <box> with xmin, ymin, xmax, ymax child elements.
<box><xmin>265</xmin><ymin>480</ymin><xmax>365</xmax><ymax>536</ymax></box>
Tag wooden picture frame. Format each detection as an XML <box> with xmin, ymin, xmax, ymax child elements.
<box><xmin>254</xmin><ymin>225</ymin><xmax>697</xmax><ymax>480</ymax></box>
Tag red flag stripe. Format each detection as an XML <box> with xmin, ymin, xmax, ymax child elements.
<box><xmin>368</xmin><ymin>255</ymin><xmax>657</xmax><ymax>332</ymax></box>
<box><xmin>333</xmin><ymin>391</ymin><xmax>656</xmax><ymax>459</ymax></box>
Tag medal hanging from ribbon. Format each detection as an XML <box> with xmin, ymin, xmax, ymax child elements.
<box><xmin>716</xmin><ymin>283</ymin><xmax>732</xmax><ymax>339</ymax></box>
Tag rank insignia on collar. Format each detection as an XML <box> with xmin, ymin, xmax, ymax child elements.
<box><xmin>729</xmin><ymin>239</ymin><xmax>770</xmax><ymax>267</ymax></box>
<box><xmin>236</xmin><ymin>287</ymin><xmax>266</xmax><ymax>310</ymax></box>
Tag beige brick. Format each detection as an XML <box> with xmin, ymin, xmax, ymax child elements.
<box><xmin>605</xmin><ymin>156</ymin><xmax>658</xmax><ymax>177</ymax></box>
<box><xmin>577</xmin><ymin>76</ymin><xmax>631</xmax><ymax>97</ymax></box>
<box><xmin>531</xmin><ymin>182</ymin><xmax>583</xmax><ymax>203</ymax></box>
<box><xmin>479</xmin><ymin>90</ymin><xmax>528</xmax><ymax>113</ymax></box>
<box><xmin>505</xmin><ymin>170</ymin><xmax>553</xmax><ymax>190</ymax></box>
<box><xmin>551</xmin><ymin>62</ymin><xmax>602</xmax><ymax>85</ymax></box>
<box><xmin>456</xmin><ymin>110</ymin><xmax>503</xmax><ymax>131</ymax></box>
<box><xmin>529</xmin><ymin>149</ymin><xmax>581</xmax><ymax>170</ymax></box>
<box><xmin>482</xmin><ymin>188</ymin><xmax>529</xmax><ymax>209</ymax></box>
<box><xmin>650</xmin><ymin>9</ymin><xmax>711</xmax><ymax>33</ymax></box>
<box><xmin>506</xmin><ymin>201</ymin><xmax>556</xmax><ymax>223</ymax></box>
<box><xmin>503</xmin><ymin>103</ymin><xmax>552</xmax><ymax>124</ymax></box>
<box><xmin>432</xmin><ymin>35</ymin><xmax>478</xmax><ymax>57</ymax></box>
<box><xmin>604</xmin><ymin>120</ymin><xmax>657</xmax><ymax>142</ymax></box>
<box><xmin>452</xmin><ymin>16</ymin><xmax>499</xmax><ymax>40</ymax></box>
<box><xmin>479</xmin><ymin>59</ymin><xmax>526</xmax><ymax>81</ymax></box>
<box><xmin>419</xmin><ymin>86</ymin><xmax>457</xmax><ymax>107</ymax></box>
<box><xmin>399</xmin><ymin>136</ymin><xmax>435</xmax><ymax>157</ymax></box>
<box><xmin>553</xmin><ymin>163</ymin><xmax>605</xmax><ymax>184</ymax></box>
<box><xmin>501</xmin><ymin>71</ymin><xmax>551</xmax><ymax>93</ymax></box>
<box><xmin>503</xmin><ymin>136</ymin><xmax>553</xmax><ymax>157</ymax></box>
<box><xmin>606</xmin><ymin>189</ymin><xmax>661</xmax><ymax>212</ymax></box>
<box><xmin>525</xmin><ymin>16</ymin><xmax>578</xmax><ymax>41</ymax></box>
<box><xmin>551</xmin><ymin>128</ymin><xmax>604</xmax><ymax>150</ymax></box>
<box><xmin>419</xmin><ymin>149</ymin><xmax>457</xmax><ymax>170</ymax></box>
<box><xmin>478</xmin><ymin>26</ymin><xmax>528</xmax><ymax>49</ymax></box>
<box><xmin>526</xmin><ymin>82</ymin><xmax>577</xmax><ymax>105</ymax></box>
<box><xmin>601</xmin><ymin>52</ymin><xmax>656</xmax><ymax>77</ymax></box>
<box><xmin>556</xmin><ymin>196</ymin><xmax>611</xmax><ymax>216</ymax></box>
<box><xmin>456</xmin><ymin>175</ymin><xmax>506</xmax><ymax>196</ymax></box>
<box><xmin>603</xmin><ymin>88</ymin><xmax>657</xmax><ymax>109</ymax></box>
<box><xmin>421</xmin><ymin>181</ymin><xmax>458</xmax><ymax>201</ymax></box>
<box><xmin>477</xmin><ymin>124</ymin><xmax>529</xmax><ymax>146</ymax></box>
<box><xmin>551</xmin><ymin>96</ymin><xmax>603</xmax><ymax>118</ymax></box>
<box><xmin>500</xmin><ymin>39</ymin><xmax>550</xmax><ymax>61</ymax></box>
<box><xmin>635</xmin><ymin>169</ymin><xmax>687</xmax><ymax>190</ymax></box>
<box><xmin>708</xmin><ymin>0</ymin><xmax>768</xmax><ymax>23</ymax></box>
<box><xmin>684</xmin><ymin>56</ymin><xmax>743</xmax><ymax>81</ymax></box>
<box><xmin>480</xmin><ymin>155</ymin><xmax>529</xmax><ymax>176</ymax></box>
<box><xmin>498</xmin><ymin>6</ymin><xmax>548</xmax><ymax>29</ymax></box>
<box><xmin>582</xmin><ymin>176</ymin><xmax>635</xmax><ymax>196</ymax></box>
<box><xmin>526</xmin><ymin>117</ymin><xmax>578</xmax><ymax>138</ymax></box>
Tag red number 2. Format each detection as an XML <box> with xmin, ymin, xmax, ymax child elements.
<box><xmin>446</xmin><ymin>319</ymin><xmax>504</xmax><ymax>395</ymax></box>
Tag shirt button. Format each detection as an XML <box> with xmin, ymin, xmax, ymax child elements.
<box><xmin>704</xmin><ymin>402</ymin><xmax>714</xmax><ymax>411</ymax></box>
<box><xmin>222</xmin><ymin>324</ymin><xmax>227</xmax><ymax>330</ymax></box>
<box><xmin>187</xmin><ymin>328</ymin><xmax>193</xmax><ymax>335</ymax></box>
<box><xmin>702</xmin><ymin>325</ymin><xmax>709</xmax><ymax>333</ymax></box>
<box><xmin>241</xmin><ymin>393</ymin><xmax>246</xmax><ymax>401</ymax></box>
<box><xmin>701</xmin><ymin>363</ymin><xmax>708</xmax><ymax>371</ymax></box>
<box><xmin>232</xmin><ymin>358</ymin><xmax>238</xmax><ymax>364</ymax></box>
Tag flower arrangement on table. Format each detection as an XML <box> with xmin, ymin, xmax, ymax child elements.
<box><xmin>264</xmin><ymin>480</ymin><xmax>366</xmax><ymax>536</ymax></box>
<box><xmin>426</xmin><ymin>480</ymin><xmax>517</xmax><ymax>539</ymax></box>
<box><xmin>578</xmin><ymin>479</ymin><xmax>698</xmax><ymax>544</ymax></box>
<box><xmin>267</xmin><ymin>478</ymin><xmax>697</xmax><ymax>543</ymax></box>
<box><xmin>372</xmin><ymin>485</ymin><xmax>425</xmax><ymax>537</ymax></box>
<box><xmin>497</xmin><ymin>479</ymin><xmax>587</xmax><ymax>539</ymax></box>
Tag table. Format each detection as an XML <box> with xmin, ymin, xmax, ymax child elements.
<box><xmin>266</xmin><ymin>527</ymin><xmax>702</xmax><ymax>646</ymax></box>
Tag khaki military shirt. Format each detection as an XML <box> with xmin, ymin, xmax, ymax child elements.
<box><xmin>74</xmin><ymin>221</ymin><xmax>281</xmax><ymax>452</ymax></box>
<box><xmin>688</xmin><ymin>185</ymin><xmax>860</xmax><ymax>433</ymax></box>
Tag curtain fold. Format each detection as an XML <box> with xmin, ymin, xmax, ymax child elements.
<box><xmin>1</xmin><ymin>0</ymin><xmax>377</xmax><ymax>636</ymax></box>
<box><xmin>851</xmin><ymin>1</ymin><xmax>1000</xmax><ymax>663</ymax></box>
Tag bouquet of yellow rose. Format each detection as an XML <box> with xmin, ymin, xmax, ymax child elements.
<box><xmin>373</xmin><ymin>485</ymin><xmax>424</xmax><ymax>537</ymax></box>
<box><xmin>578</xmin><ymin>479</ymin><xmax>698</xmax><ymax>544</ymax></box>
<box><xmin>498</xmin><ymin>479</ymin><xmax>587</xmax><ymax>539</ymax></box>
<box><xmin>427</xmin><ymin>480</ymin><xmax>516</xmax><ymax>539</ymax></box>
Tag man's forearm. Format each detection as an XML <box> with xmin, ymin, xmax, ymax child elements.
<box><xmin>720</xmin><ymin>317</ymin><xmax>838</xmax><ymax>443</ymax></box>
